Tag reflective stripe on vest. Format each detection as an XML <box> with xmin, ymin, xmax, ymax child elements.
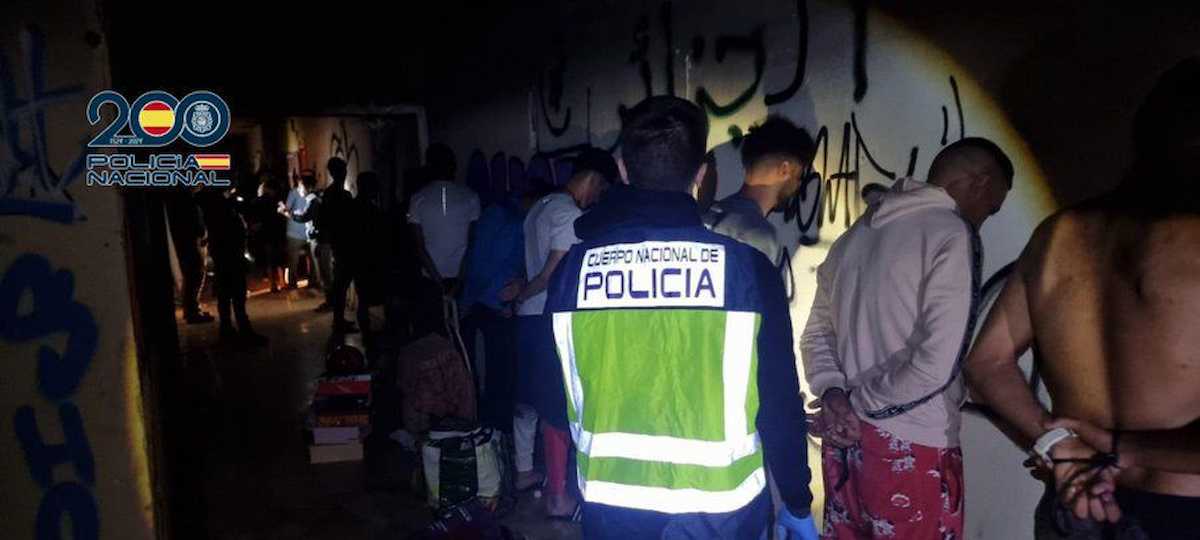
<box><xmin>552</xmin><ymin>310</ymin><xmax>765</xmax><ymax>514</ymax></box>
<box><xmin>582</xmin><ymin>466</ymin><xmax>766</xmax><ymax>515</ymax></box>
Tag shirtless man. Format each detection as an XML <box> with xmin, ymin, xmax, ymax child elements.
<box><xmin>965</xmin><ymin>58</ymin><xmax>1200</xmax><ymax>539</ymax></box>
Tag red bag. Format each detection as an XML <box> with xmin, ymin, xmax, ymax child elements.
<box><xmin>399</xmin><ymin>334</ymin><xmax>477</xmax><ymax>433</ymax></box>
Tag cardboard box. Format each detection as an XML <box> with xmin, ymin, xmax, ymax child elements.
<box><xmin>315</xmin><ymin>412</ymin><xmax>370</xmax><ymax>427</ymax></box>
<box><xmin>309</xmin><ymin>441</ymin><xmax>364</xmax><ymax>463</ymax></box>
<box><xmin>311</xmin><ymin>393</ymin><xmax>371</xmax><ymax>427</ymax></box>
<box><xmin>313</xmin><ymin>425</ymin><xmax>369</xmax><ymax>445</ymax></box>
<box><xmin>313</xmin><ymin>394</ymin><xmax>370</xmax><ymax>411</ymax></box>
<box><xmin>316</xmin><ymin>374</ymin><xmax>371</xmax><ymax>397</ymax></box>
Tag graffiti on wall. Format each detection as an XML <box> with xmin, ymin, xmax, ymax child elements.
<box><xmin>786</xmin><ymin>76</ymin><xmax>965</xmax><ymax>243</ymax></box>
<box><xmin>533</xmin><ymin>0</ymin><xmax>864</xmax><ymax>135</ymax></box>
<box><xmin>0</xmin><ymin>27</ymin><xmax>88</xmax><ymax>224</ymax></box>
<box><xmin>494</xmin><ymin>0</ymin><xmax>969</xmax><ymax>247</ymax></box>
<box><xmin>3</xmin><ymin>254</ymin><xmax>101</xmax><ymax>540</ymax></box>
<box><xmin>1</xmin><ymin>26</ymin><xmax>103</xmax><ymax>540</ymax></box>
<box><xmin>537</xmin><ymin>33</ymin><xmax>572</xmax><ymax>139</ymax></box>
<box><xmin>465</xmin><ymin>149</ymin><xmax>578</xmax><ymax>205</ymax></box>
<box><xmin>329</xmin><ymin>118</ymin><xmax>362</xmax><ymax>175</ymax></box>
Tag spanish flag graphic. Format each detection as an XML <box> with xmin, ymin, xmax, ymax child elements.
<box><xmin>138</xmin><ymin>101</ymin><xmax>175</xmax><ymax>137</ymax></box>
<box><xmin>194</xmin><ymin>154</ymin><xmax>231</xmax><ymax>170</ymax></box>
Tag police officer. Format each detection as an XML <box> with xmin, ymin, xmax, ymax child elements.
<box><xmin>544</xmin><ymin>96</ymin><xmax>818</xmax><ymax>539</ymax></box>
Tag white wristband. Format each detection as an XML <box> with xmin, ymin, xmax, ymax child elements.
<box><xmin>1032</xmin><ymin>427</ymin><xmax>1077</xmax><ymax>463</ymax></box>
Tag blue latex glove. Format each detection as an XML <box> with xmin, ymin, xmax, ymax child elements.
<box><xmin>775</xmin><ymin>507</ymin><xmax>819</xmax><ymax>540</ymax></box>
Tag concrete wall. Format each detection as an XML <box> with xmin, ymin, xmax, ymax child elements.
<box><xmin>0</xmin><ymin>0</ymin><xmax>157</xmax><ymax>538</ymax></box>
<box><xmin>283</xmin><ymin>112</ymin><xmax>425</xmax><ymax>209</ymax></box>
<box><xmin>286</xmin><ymin>116</ymin><xmax>375</xmax><ymax>194</ymax></box>
<box><xmin>428</xmin><ymin>1</ymin><xmax>1200</xmax><ymax>537</ymax></box>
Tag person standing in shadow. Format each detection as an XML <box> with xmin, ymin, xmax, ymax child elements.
<box><xmin>165</xmin><ymin>186</ymin><xmax>214</xmax><ymax>324</ymax></box>
<box><xmin>195</xmin><ymin>184</ymin><xmax>268</xmax><ymax>347</ymax></box>
<box><xmin>318</xmin><ymin>157</ymin><xmax>360</xmax><ymax>335</ymax></box>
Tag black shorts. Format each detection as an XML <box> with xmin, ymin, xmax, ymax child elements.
<box><xmin>1035</xmin><ymin>483</ymin><xmax>1200</xmax><ymax>539</ymax></box>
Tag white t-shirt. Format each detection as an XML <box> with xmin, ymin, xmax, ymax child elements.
<box><xmin>519</xmin><ymin>192</ymin><xmax>581</xmax><ymax>315</ymax></box>
<box><xmin>407</xmin><ymin>180</ymin><xmax>481</xmax><ymax>279</ymax></box>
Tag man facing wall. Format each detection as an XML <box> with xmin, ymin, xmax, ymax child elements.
<box><xmin>802</xmin><ymin>137</ymin><xmax>1013</xmax><ymax>538</ymax></box>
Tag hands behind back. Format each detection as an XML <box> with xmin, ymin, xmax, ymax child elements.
<box><xmin>809</xmin><ymin>388</ymin><xmax>862</xmax><ymax>448</ymax></box>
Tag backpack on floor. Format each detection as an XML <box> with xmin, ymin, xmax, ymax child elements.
<box><xmin>421</xmin><ymin>420</ymin><xmax>505</xmax><ymax>510</ymax></box>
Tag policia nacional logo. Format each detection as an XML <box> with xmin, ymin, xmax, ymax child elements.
<box><xmin>578</xmin><ymin>241</ymin><xmax>726</xmax><ymax>309</ymax></box>
<box><xmin>85</xmin><ymin>90</ymin><xmax>232</xmax><ymax>187</ymax></box>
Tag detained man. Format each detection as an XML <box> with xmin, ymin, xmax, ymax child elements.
<box><xmin>703</xmin><ymin>115</ymin><xmax>815</xmax><ymax>531</ymax></box>
<box><xmin>408</xmin><ymin>143</ymin><xmax>481</xmax><ymax>292</ymax></box>
<box><xmin>802</xmin><ymin>137</ymin><xmax>1013</xmax><ymax>538</ymax></box>
<box><xmin>457</xmin><ymin>186</ymin><xmax>528</xmax><ymax>433</ymax></box>
<box><xmin>505</xmin><ymin>148</ymin><xmax>615</xmax><ymax>519</ymax></box>
<box><xmin>965</xmin><ymin>57</ymin><xmax>1200</xmax><ymax>540</ymax></box>
<box><xmin>704</xmin><ymin>115</ymin><xmax>814</xmax><ymax>267</ymax></box>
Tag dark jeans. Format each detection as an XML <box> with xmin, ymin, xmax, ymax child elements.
<box><xmin>516</xmin><ymin>314</ymin><xmax>567</xmax><ymax>430</ymax></box>
<box><xmin>311</xmin><ymin>240</ymin><xmax>332</xmax><ymax>295</ymax></box>
<box><xmin>582</xmin><ymin>490</ymin><xmax>770</xmax><ymax>540</ymax></box>
<box><xmin>285</xmin><ymin>236</ymin><xmax>308</xmax><ymax>287</ymax></box>
<box><xmin>330</xmin><ymin>250</ymin><xmax>369</xmax><ymax>332</ymax></box>
<box><xmin>460</xmin><ymin>304</ymin><xmax>517</xmax><ymax>433</ymax></box>
<box><xmin>212</xmin><ymin>252</ymin><xmax>250</xmax><ymax>332</ymax></box>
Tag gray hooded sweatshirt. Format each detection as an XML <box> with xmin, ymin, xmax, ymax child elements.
<box><xmin>801</xmin><ymin>177</ymin><xmax>980</xmax><ymax>448</ymax></box>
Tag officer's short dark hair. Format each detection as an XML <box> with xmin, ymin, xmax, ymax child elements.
<box><xmin>572</xmin><ymin>148</ymin><xmax>619</xmax><ymax>184</ymax></box>
<box><xmin>740</xmin><ymin>116</ymin><xmax>815</xmax><ymax>170</ymax></box>
<box><xmin>619</xmin><ymin>96</ymin><xmax>709</xmax><ymax>192</ymax></box>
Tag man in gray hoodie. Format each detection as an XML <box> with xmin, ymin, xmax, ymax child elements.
<box><xmin>801</xmin><ymin>137</ymin><xmax>1012</xmax><ymax>538</ymax></box>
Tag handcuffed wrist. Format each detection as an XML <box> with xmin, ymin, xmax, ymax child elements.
<box><xmin>821</xmin><ymin>387</ymin><xmax>847</xmax><ymax>400</ymax></box>
<box><xmin>1032</xmin><ymin>427</ymin><xmax>1078</xmax><ymax>463</ymax></box>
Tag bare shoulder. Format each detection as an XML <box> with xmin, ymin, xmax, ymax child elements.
<box><xmin>1016</xmin><ymin>208</ymin><xmax>1098</xmax><ymax>274</ymax></box>
<box><xmin>1140</xmin><ymin>213</ymin><xmax>1200</xmax><ymax>247</ymax></box>
<box><xmin>1128</xmin><ymin>215</ymin><xmax>1200</xmax><ymax>289</ymax></box>
<box><xmin>1034</xmin><ymin>205</ymin><xmax>1110</xmax><ymax>238</ymax></box>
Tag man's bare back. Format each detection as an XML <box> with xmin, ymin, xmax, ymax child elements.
<box><xmin>1023</xmin><ymin>199</ymin><xmax>1200</xmax><ymax>495</ymax></box>
<box><xmin>967</xmin><ymin>58</ymin><xmax>1200</xmax><ymax>533</ymax></box>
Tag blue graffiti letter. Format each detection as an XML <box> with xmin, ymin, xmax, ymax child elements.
<box><xmin>0</xmin><ymin>254</ymin><xmax>98</xmax><ymax>400</ymax></box>
<box><xmin>35</xmin><ymin>481</ymin><xmax>99</xmax><ymax>540</ymax></box>
<box><xmin>14</xmin><ymin>403</ymin><xmax>96</xmax><ymax>488</ymax></box>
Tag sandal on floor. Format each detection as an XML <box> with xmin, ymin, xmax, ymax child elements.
<box><xmin>546</xmin><ymin>504</ymin><xmax>583</xmax><ymax>523</ymax></box>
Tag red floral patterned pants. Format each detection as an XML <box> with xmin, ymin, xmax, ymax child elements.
<box><xmin>820</xmin><ymin>422</ymin><xmax>964</xmax><ymax>539</ymax></box>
